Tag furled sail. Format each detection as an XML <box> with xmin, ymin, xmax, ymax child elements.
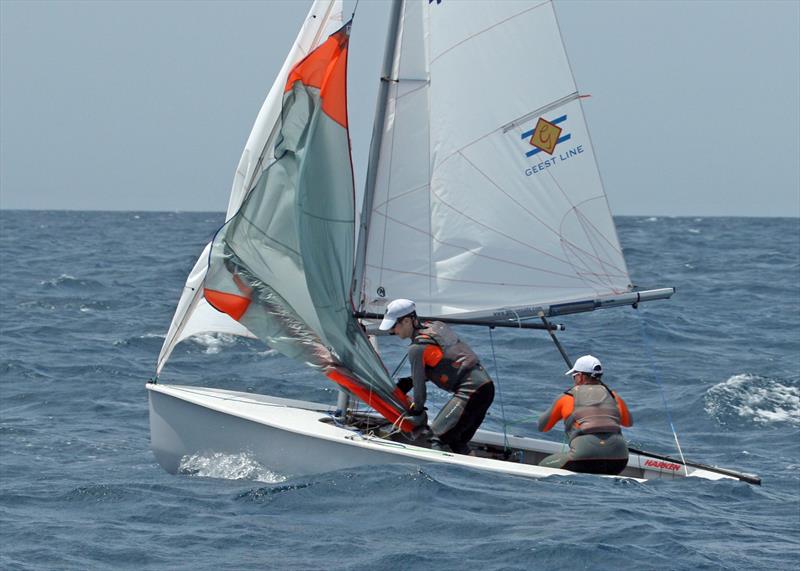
<box><xmin>202</xmin><ymin>22</ymin><xmax>414</xmax><ymax>429</ymax></box>
<box><xmin>356</xmin><ymin>0</ymin><xmax>632</xmax><ymax>319</ymax></box>
<box><xmin>157</xmin><ymin>1</ymin><xmax>344</xmax><ymax>375</ymax></box>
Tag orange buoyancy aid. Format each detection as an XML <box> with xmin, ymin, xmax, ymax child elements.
<box><xmin>413</xmin><ymin>321</ymin><xmax>481</xmax><ymax>392</ymax></box>
<box><xmin>564</xmin><ymin>384</ymin><xmax>622</xmax><ymax>441</ymax></box>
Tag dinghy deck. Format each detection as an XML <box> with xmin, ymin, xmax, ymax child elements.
<box><xmin>147</xmin><ymin>384</ymin><xmax>759</xmax><ymax>485</ymax></box>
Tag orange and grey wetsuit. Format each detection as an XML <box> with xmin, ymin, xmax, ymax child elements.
<box><xmin>537</xmin><ymin>383</ymin><xmax>633</xmax><ymax>475</ymax></box>
<box><xmin>408</xmin><ymin>321</ymin><xmax>494</xmax><ymax>453</ymax></box>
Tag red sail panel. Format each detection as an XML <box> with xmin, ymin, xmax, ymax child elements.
<box><xmin>284</xmin><ymin>26</ymin><xmax>349</xmax><ymax>128</ymax></box>
<box><xmin>204</xmin><ymin>289</ymin><xmax>251</xmax><ymax>321</ymax></box>
<box><xmin>327</xmin><ymin>370</ymin><xmax>415</xmax><ymax>432</ymax></box>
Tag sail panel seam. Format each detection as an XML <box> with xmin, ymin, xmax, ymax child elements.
<box><xmin>429</xmin><ymin>0</ymin><xmax>550</xmax><ymax>66</ymax></box>
<box><xmin>365</xmin><ymin>264</ymin><xmax>625</xmax><ymax>289</ymax></box>
<box><xmin>368</xmin><ymin>212</ymin><xmax>628</xmax><ymax>282</ymax></box>
<box><xmin>501</xmin><ymin>91</ymin><xmax>580</xmax><ymax>134</ymax></box>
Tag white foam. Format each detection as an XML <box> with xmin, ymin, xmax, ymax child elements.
<box><xmin>190</xmin><ymin>333</ymin><xmax>238</xmax><ymax>354</ymax></box>
<box><xmin>40</xmin><ymin>273</ymin><xmax>77</xmax><ymax>286</ymax></box>
<box><xmin>141</xmin><ymin>332</ymin><xmax>166</xmax><ymax>339</ymax></box>
<box><xmin>178</xmin><ymin>451</ymin><xmax>286</xmax><ymax>483</ymax></box>
<box><xmin>706</xmin><ymin>373</ymin><xmax>800</xmax><ymax>426</ymax></box>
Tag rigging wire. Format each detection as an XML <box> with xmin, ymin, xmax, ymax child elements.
<box><xmin>390</xmin><ymin>353</ymin><xmax>408</xmax><ymax>378</ymax></box>
<box><xmin>488</xmin><ymin>327</ymin><xmax>510</xmax><ymax>453</ymax></box>
<box><xmin>634</xmin><ymin>308</ymin><xmax>690</xmax><ymax>476</ymax></box>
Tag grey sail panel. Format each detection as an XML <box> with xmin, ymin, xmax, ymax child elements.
<box><xmin>203</xmin><ymin>24</ymin><xmax>414</xmax><ymax>429</ymax></box>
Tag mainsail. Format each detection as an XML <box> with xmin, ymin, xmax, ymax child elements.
<box><xmin>355</xmin><ymin>0</ymin><xmax>632</xmax><ymax>319</ymax></box>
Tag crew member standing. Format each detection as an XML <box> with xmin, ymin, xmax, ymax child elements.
<box><xmin>380</xmin><ymin>299</ymin><xmax>495</xmax><ymax>455</ymax></box>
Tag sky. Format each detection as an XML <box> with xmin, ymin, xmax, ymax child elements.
<box><xmin>1</xmin><ymin>0</ymin><xmax>798</xmax><ymax>217</ymax></box>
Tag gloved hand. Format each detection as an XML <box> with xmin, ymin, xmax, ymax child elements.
<box><xmin>395</xmin><ymin>376</ymin><xmax>413</xmax><ymax>394</ymax></box>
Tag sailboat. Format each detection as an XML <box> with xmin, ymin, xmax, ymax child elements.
<box><xmin>147</xmin><ymin>0</ymin><xmax>759</xmax><ymax>485</ymax></box>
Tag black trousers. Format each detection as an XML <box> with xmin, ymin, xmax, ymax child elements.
<box><xmin>561</xmin><ymin>458</ymin><xmax>629</xmax><ymax>476</ymax></box>
<box><xmin>436</xmin><ymin>381</ymin><xmax>495</xmax><ymax>453</ymax></box>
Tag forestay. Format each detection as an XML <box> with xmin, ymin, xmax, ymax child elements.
<box><xmin>356</xmin><ymin>0</ymin><xmax>632</xmax><ymax>319</ymax></box>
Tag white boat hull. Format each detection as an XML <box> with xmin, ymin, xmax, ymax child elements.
<box><xmin>147</xmin><ymin>383</ymin><xmax>755</xmax><ymax>484</ymax></box>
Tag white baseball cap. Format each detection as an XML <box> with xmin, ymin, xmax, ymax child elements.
<box><xmin>379</xmin><ymin>299</ymin><xmax>416</xmax><ymax>331</ymax></box>
<box><xmin>565</xmin><ymin>355</ymin><xmax>603</xmax><ymax>377</ymax></box>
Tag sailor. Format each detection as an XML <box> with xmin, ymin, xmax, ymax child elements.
<box><xmin>537</xmin><ymin>355</ymin><xmax>633</xmax><ymax>475</ymax></box>
<box><xmin>379</xmin><ymin>299</ymin><xmax>495</xmax><ymax>455</ymax></box>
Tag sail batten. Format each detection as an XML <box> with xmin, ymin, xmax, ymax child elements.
<box><xmin>502</xmin><ymin>92</ymin><xmax>581</xmax><ymax>134</ymax></box>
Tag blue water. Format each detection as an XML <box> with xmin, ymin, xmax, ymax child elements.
<box><xmin>1</xmin><ymin>211</ymin><xmax>798</xmax><ymax>570</ymax></box>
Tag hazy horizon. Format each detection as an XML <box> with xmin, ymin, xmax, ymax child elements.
<box><xmin>2</xmin><ymin>208</ymin><xmax>798</xmax><ymax>219</ymax></box>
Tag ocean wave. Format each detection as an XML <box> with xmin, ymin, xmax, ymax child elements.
<box><xmin>0</xmin><ymin>359</ymin><xmax>55</xmax><ymax>381</ymax></box>
<box><xmin>2</xmin><ymin>212</ymin><xmax>798</xmax><ymax>570</ymax></box>
<box><xmin>39</xmin><ymin>274</ymin><xmax>105</xmax><ymax>289</ymax></box>
<box><xmin>705</xmin><ymin>374</ymin><xmax>800</xmax><ymax>427</ymax></box>
<box><xmin>189</xmin><ymin>333</ymin><xmax>240</xmax><ymax>355</ymax></box>
<box><xmin>178</xmin><ymin>452</ymin><xmax>286</xmax><ymax>483</ymax></box>
<box><xmin>63</xmin><ymin>484</ymin><xmax>128</xmax><ymax>503</ymax></box>
<box><xmin>236</xmin><ymin>481</ymin><xmax>315</xmax><ymax>502</ymax></box>
<box><xmin>112</xmin><ymin>332</ymin><xmax>166</xmax><ymax>348</ymax></box>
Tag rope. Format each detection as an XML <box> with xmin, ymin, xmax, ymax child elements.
<box><xmin>635</xmin><ymin>309</ymin><xmax>690</xmax><ymax>476</ymax></box>
<box><xmin>390</xmin><ymin>353</ymin><xmax>408</xmax><ymax>378</ymax></box>
<box><xmin>390</xmin><ymin>412</ymin><xmax>409</xmax><ymax>433</ymax></box>
<box><xmin>488</xmin><ymin>327</ymin><xmax>510</xmax><ymax>452</ymax></box>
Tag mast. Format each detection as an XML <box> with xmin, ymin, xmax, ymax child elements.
<box><xmin>351</xmin><ymin>0</ymin><xmax>404</xmax><ymax>311</ymax></box>
<box><xmin>338</xmin><ymin>0</ymin><xmax>404</xmax><ymax>416</ymax></box>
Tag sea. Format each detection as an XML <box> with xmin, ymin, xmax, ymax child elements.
<box><xmin>1</xmin><ymin>210</ymin><xmax>798</xmax><ymax>570</ymax></box>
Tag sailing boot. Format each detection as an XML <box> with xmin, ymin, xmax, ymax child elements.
<box><xmin>429</xmin><ymin>437</ymin><xmax>450</xmax><ymax>452</ymax></box>
<box><xmin>449</xmin><ymin>441</ymin><xmax>472</xmax><ymax>455</ymax></box>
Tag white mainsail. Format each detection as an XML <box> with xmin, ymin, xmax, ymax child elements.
<box><xmin>157</xmin><ymin>1</ymin><xmax>344</xmax><ymax>375</ymax></box>
<box><xmin>357</xmin><ymin>0</ymin><xmax>631</xmax><ymax>319</ymax></box>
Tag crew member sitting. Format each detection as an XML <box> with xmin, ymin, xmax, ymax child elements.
<box><xmin>537</xmin><ymin>355</ymin><xmax>633</xmax><ymax>475</ymax></box>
